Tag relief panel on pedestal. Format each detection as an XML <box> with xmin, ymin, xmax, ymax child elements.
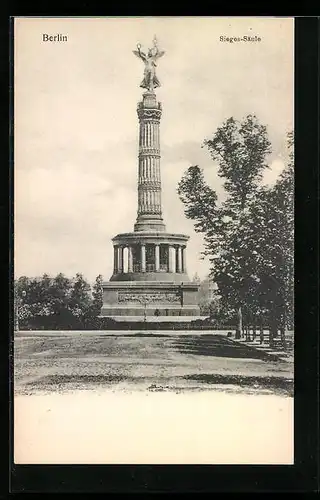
<box><xmin>118</xmin><ymin>291</ymin><xmax>181</xmax><ymax>304</ymax></box>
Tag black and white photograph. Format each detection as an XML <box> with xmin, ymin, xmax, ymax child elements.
<box><xmin>13</xmin><ymin>16</ymin><xmax>294</xmax><ymax>465</ymax></box>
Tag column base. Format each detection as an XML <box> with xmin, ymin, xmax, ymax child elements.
<box><xmin>134</xmin><ymin>215</ymin><xmax>166</xmax><ymax>232</ymax></box>
<box><xmin>110</xmin><ymin>271</ymin><xmax>190</xmax><ymax>283</ymax></box>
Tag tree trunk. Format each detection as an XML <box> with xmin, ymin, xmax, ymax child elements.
<box><xmin>245</xmin><ymin>325</ymin><xmax>249</xmax><ymax>342</ymax></box>
<box><xmin>259</xmin><ymin>318</ymin><xmax>264</xmax><ymax>344</ymax></box>
<box><xmin>14</xmin><ymin>301</ymin><xmax>19</xmax><ymax>332</ymax></box>
<box><xmin>280</xmin><ymin>326</ymin><xmax>286</xmax><ymax>349</ymax></box>
<box><xmin>15</xmin><ymin>312</ymin><xmax>19</xmax><ymax>332</ymax></box>
<box><xmin>269</xmin><ymin>316</ymin><xmax>277</xmax><ymax>348</ymax></box>
<box><xmin>235</xmin><ymin>306</ymin><xmax>242</xmax><ymax>339</ymax></box>
<box><xmin>252</xmin><ymin>320</ymin><xmax>257</xmax><ymax>342</ymax></box>
<box><xmin>280</xmin><ymin>310</ymin><xmax>287</xmax><ymax>349</ymax></box>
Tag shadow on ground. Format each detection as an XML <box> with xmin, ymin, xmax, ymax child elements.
<box><xmin>170</xmin><ymin>335</ymin><xmax>281</xmax><ymax>362</ymax></box>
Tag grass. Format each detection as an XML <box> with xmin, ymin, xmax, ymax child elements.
<box><xmin>14</xmin><ymin>332</ymin><xmax>294</xmax><ymax>396</ymax></box>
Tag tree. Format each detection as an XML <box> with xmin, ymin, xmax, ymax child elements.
<box><xmin>178</xmin><ymin>115</ymin><xmax>272</xmax><ymax>339</ymax></box>
<box><xmin>38</xmin><ymin>273</ymin><xmax>54</xmax><ymax>316</ymax></box>
<box><xmin>69</xmin><ymin>273</ymin><xmax>91</xmax><ymax>319</ymax></box>
<box><xmin>179</xmin><ymin>122</ymin><xmax>294</xmax><ymax>347</ymax></box>
<box><xmin>197</xmin><ymin>277</ymin><xmax>219</xmax><ymax>316</ymax></box>
<box><xmin>22</xmin><ymin>274</ymin><xmax>55</xmax><ymax>318</ymax></box>
<box><xmin>178</xmin><ymin>165</ymin><xmax>218</xmax><ymax>235</ymax></box>
<box><xmin>91</xmin><ymin>274</ymin><xmax>104</xmax><ymax>317</ymax></box>
<box><xmin>205</xmin><ymin>115</ymin><xmax>272</xmax><ymax>338</ymax></box>
<box><xmin>15</xmin><ymin>276</ymin><xmax>31</xmax><ymax>296</ymax></box>
<box><xmin>50</xmin><ymin>273</ymin><xmax>73</xmax><ymax>317</ymax></box>
<box><xmin>250</xmin><ymin>132</ymin><xmax>294</xmax><ymax>345</ymax></box>
<box><xmin>14</xmin><ymin>273</ymin><xmax>99</xmax><ymax>330</ymax></box>
<box><xmin>14</xmin><ymin>276</ymin><xmax>32</xmax><ymax>330</ymax></box>
<box><xmin>277</xmin><ymin>132</ymin><xmax>294</xmax><ymax>335</ymax></box>
<box><xmin>204</xmin><ymin>115</ymin><xmax>271</xmax><ymax>208</ymax></box>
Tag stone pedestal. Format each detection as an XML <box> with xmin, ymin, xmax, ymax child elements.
<box><xmin>102</xmin><ymin>281</ymin><xmax>200</xmax><ymax>318</ymax></box>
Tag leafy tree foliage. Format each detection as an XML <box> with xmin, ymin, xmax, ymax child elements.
<box><xmin>197</xmin><ymin>277</ymin><xmax>219</xmax><ymax>316</ymax></box>
<box><xmin>178</xmin><ymin>115</ymin><xmax>293</xmax><ymax>345</ymax></box>
<box><xmin>91</xmin><ymin>274</ymin><xmax>104</xmax><ymax>316</ymax></box>
<box><xmin>14</xmin><ymin>273</ymin><xmax>104</xmax><ymax>330</ymax></box>
<box><xmin>204</xmin><ymin>115</ymin><xmax>271</xmax><ymax>207</ymax></box>
<box><xmin>69</xmin><ymin>273</ymin><xmax>91</xmax><ymax>318</ymax></box>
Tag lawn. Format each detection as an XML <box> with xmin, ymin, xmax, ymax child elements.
<box><xmin>14</xmin><ymin>332</ymin><xmax>294</xmax><ymax>396</ymax></box>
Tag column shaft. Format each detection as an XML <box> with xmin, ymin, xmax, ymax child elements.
<box><xmin>141</xmin><ymin>244</ymin><xmax>146</xmax><ymax>272</ymax></box>
<box><xmin>113</xmin><ymin>246</ymin><xmax>118</xmax><ymax>273</ymax></box>
<box><xmin>182</xmin><ymin>246</ymin><xmax>186</xmax><ymax>273</ymax></box>
<box><xmin>118</xmin><ymin>246</ymin><xmax>124</xmax><ymax>273</ymax></box>
<box><xmin>168</xmin><ymin>245</ymin><xmax>174</xmax><ymax>273</ymax></box>
<box><xmin>135</xmin><ymin>94</ymin><xmax>165</xmax><ymax>231</ymax></box>
<box><xmin>128</xmin><ymin>246</ymin><xmax>133</xmax><ymax>273</ymax></box>
<box><xmin>176</xmin><ymin>246</ymin><xmax>182</xmax><ymax>273</ymax></box>
<box><xmin>155</xmin><ymin>244</ymin><xmax>160</xmax><ymax>271</ymax></box>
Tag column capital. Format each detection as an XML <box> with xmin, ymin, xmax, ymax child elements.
<box><xmin>137</xmin><ymin>108</ymin><xmax>162</xmax><ymax>121</ymax></box>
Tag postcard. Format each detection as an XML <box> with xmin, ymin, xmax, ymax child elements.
<box><xmin>13</xmin><ymin>16</ymin><xmax>294</xmax><ymax>466</ymax></box>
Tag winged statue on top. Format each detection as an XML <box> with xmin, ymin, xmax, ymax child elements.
<box><xmin>133</xmin><ymin>36</ymin><xmax>165</xmax><ymax>92</ymax></box>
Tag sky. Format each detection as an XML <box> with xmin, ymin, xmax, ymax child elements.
<box><xmin>14</xmin><ymin>17</ymin><xmax>294</xmax><ymax>282</ymax></box>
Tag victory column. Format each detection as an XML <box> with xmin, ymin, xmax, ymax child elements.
<box><xmin>101</xmin><ymin>38</ymin><xmax>200</xmax><ymax>320</ymax></box>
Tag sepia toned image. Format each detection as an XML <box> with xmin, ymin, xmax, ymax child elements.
<box><xmin>13</xmin><ymin>16</ymin><xmax>294</xmax><ymax>465</ymax></box>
